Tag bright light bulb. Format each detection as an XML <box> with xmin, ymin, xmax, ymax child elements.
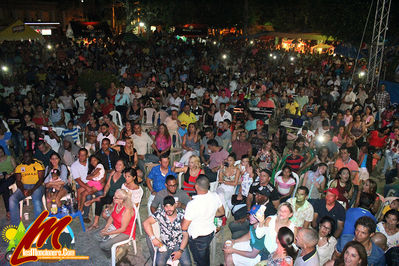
<box><xmin>47</xmin><ymin>44</ymin><xmax>52</xmax><ymax>50</ymax></box>
<box><xmin>273</xmin><ymin>55</ymin><xmax>277</xmax><ymax>59</ymax></box>
<box><xmin>290</xmin><ymin>56</ymin><xmax>294</xmax><ymax>61</ymax></box>
<box><xmin>213</xmin><ymin>41</ymin><xmax>217</xmax><ymax>45</ymax></box>
<box><xmin>139</xmin><ymin>22</ymin><xmax>145</xmax><ymax>27</ymax></box>
<box><xmin>269</xmin><ymin>53</ymin><xmax>273</xmax><ymax>57</ymax></box>
<box><xmin>250</xmin><ymin>40</ymin><xmax>254</xmax><ymax>44</ymax></box>
<box><xmin>222</xmin><ymin>54</ymin><xmax>227</xmax><ymax>59</ymax></box>
<box><xmin>1</xmin><ymin>66</ymin><xmax>8</xmax><ymax>72</ymax></box>
<box><xmin>359</xmin><ymin>71</ymin><xmax>365</xmax><ymax>77</ymax></box>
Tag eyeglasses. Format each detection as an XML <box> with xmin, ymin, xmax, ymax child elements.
<box><xmin>320</xmin><ymin>224</ymin><xmax>331</xmax><ymax>231</ymax></box>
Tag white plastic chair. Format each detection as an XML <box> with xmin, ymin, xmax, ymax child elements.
<box><xmin>74</xmin><ymin>96</ymin><xmax>86</xmax><ymax>115</ymax></box>
<box><xmin>150</xmin><ymin>222</ymin><xmax>161</xmax><ymax>266</ymax></box>
<box><xmin>135</xmin><ymin>202</ymin><xmax>143</xmax><ymax>235</ymax></box>
<box><xmin>142</xmin><ymin>108</ymin><xmax>156</xmax><ymax>125</ymax></box>
<box><xmin>9</xmin><ymin>183</ymin><xmax>47</xmax><ymax>218</ymax></box>
<box><xmin>109</xmin><ymin>110</ymin><xmax>123</xmax><ymax>131</ymax></box>
<box><xmin>52</xmin><ymin>127</ymin><xmax>66</xmax><ymax>137</ymax></box>
<box><xmin>111</xmin><ymin>205</ymin><xmax>138</xmax><ymax>266</ymax></box>
<box><xmin>155</xmin><ymin>110</ymin><xmax>168</xmax><ymax>126</ymax></box>
<box><xmin>170</xmin><ymin>132</ymin><xmax>183</xmax><ymax>163</ymax></box>
<box><xmin>178</xmin><ymin>172</ymin><xmax>184</xmax><ymax>189</ymax></box>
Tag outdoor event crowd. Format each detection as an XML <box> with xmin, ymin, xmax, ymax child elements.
<box><xmin>0</xmin><ymin>32</ymin><xmax>399</xmax><ymax>266</ymax></box>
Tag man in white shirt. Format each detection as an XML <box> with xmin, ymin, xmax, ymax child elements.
<box><xmin>182</xmin><ymin>175</ymin><xmax>225</xmax><ymax>266</ymax></box>
<box><xmin>339</xmin><ymin>86</ymin><xmax>356</xmax><ymax>111</ymax></box>
<box><xmin>194</xmin><ymin>84</ymin><xmax>206</xmax><ymax>98</ymax></box>
<box><xmin>71</xmin><ymin>148</ymin><xmax>102</xmax><ymax>223</ymax></box>
<box><xmin>214</xmin><ymin>103</ymin><xmax>232</xmax><ymax>127</ymax></box>
<box><xmin>132</xmin><ymin>124</ymin><xmax>159</xmax><ymax>174</ymax></box>
<box><xmin>96</xmin><ymin>124</ymin><xmax>116</xmax><ymax>149</ymax></box>
<box><xmin>168</xmin><ymin>91</ymin><xmax>182</xmax><ymax>111</ymax></box>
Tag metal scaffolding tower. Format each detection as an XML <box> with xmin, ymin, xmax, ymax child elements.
<box><xmin>367</xmin><ymin>0</ymin><xmax>392</xmax><ymax>91</ymax></box>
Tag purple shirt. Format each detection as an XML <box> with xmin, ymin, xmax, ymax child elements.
<box><xmin>155</xmin><ymin>135</ymin><xmax>171</xmax><ymax>151</ymax></box>
<box><xmin>209</xmin><ymin>148</ymin><xmax>229</xmax><ymax>169</ymax></box>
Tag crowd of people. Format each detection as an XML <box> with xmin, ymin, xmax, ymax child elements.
<box><xmin>0</xmin><ymin>32</ymin><xmax>399</xmax><ymax>265</ymax></box>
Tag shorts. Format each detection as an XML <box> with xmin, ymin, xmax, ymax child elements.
<box><xmin>87</xmin><ymin>180</ymin><xmax>103</xmax><ymax>191</ymax></box>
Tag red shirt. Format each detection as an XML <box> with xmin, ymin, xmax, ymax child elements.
<box><xmin>368</xmin><ymin>130</ymin><xmax>387</xmax><ymax>149</ymax></box>
<box><xmin>111</xmin><ymin>204</ymin><xmax>136</xmax><ymax>238</ymax></box>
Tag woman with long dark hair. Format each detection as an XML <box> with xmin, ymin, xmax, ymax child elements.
<box><xmin>329</xmin><ymin>167</ymin><xmax>353</xmax><ymax>209</ymax></box>
<box><xmin>265</xmin><ymin>226</ymin><xmax>297</xmax><ymax>265</ymax></box>
<box><xmin>325</xmin><ymin>241</ymin><xmax>368</xmax><ymax>266</ymax></box>
<box><xmin>44</xmin><ymin>153</ymin><xmax>70</xmax><ymax>210</ymax></box>
<box><xmin>273</xmin><ymin>126</ymin><xmax>288</xmax><ymax>155</ymax></box>
<box><xmin>179</xmin><ymin>123</ymin><xmax>200</xmax><ymax>165</ymax></box>
<box><xmin>153</xmin><ymin>123</ymin><xmax>171</xmax><ymax>158</ymax></box>
<box><xmin>377</xmin><ymin>209</ymin><xmax>399</xmax><ymax>249</ymax></box>
<box><xmin>317</xmin><ymin>216</ymin><xmax>337</xmax><ymax>265</ymax></box>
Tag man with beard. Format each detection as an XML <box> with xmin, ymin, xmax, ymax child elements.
<box><xmin>287</xmin><ymin>186</ymin><xmax>314</xmax><ymax>228</ymax></box>
<box><xmin>143</xmin><ymin>196</ymin><xmax>191</xmax><ymax>266</ymax></box>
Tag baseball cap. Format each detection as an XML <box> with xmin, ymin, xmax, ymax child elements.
<box><xmin>249</xmin><ymin>205</ymin><xmax>266</xmax><ymax>223</ymax></box>
<box><xmin>233</xmin><ymin>206</ymin><xmax>247</xmax><ymax>220</ymax></box>
<box><xmin>324</xmin><ymin>188</ymin><xmax>339</xmax><ymax>197</ymax></box>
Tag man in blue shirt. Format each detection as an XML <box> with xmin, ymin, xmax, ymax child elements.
<box><xmin>114</xmin><ymin>86</ymin><xmax>130</xmax><ymax>121</ymax></box>
<box><xmin>146</xmin><ymin>155</ymin><xmax>176</xmax><ymax>215</ymax></box>
<box><xmin>342</xmin><ymin>192</ymin><xmax>376</xmax><ymax>235</ymax></box>
<box><xmin>335</xmin><ymin>216</ymin><xmax>385</xmax><ymax>266</ymax></box>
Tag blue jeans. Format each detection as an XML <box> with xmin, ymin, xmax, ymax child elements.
<box><xmin>10</xmin><ymin>184</ymin><xmax>45</xmax><ymax>226</ymax></box>
<box><xmin>188</xmin><ymin>232</ymin><xmax>214</xmax><ymax>266</ymax></box>
<box><xmin>155</xmin><ymin>246</ymin><xmax>191</xmax><ymax>266</ymax></box>
<box><xmin>11</xmin><ymin>132</ymin><xmax>23</xmax><ymax>157</ymax></box>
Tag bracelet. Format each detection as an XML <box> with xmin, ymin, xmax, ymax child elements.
<box><xmin>150</xmin><ymin>236</ymin><xmax>156</xmax><ymax>240</ymax></box>
<box><xmin>178</xmin><ymin>249</ymin><xmax>184</xmax><ymax>253</ymax></box>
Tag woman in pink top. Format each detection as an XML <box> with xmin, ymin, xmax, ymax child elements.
<box><xmin>96</xmin><ymin>189</ymin><xmax>135</xmax><ymax>257</ymax></box>
<box><xmin>275</xmin><ymin>166</ymin><xmax>296</xmax><ymax>202</ymax></box>
<box><xmin>153</xmin><ymin>124</ymin><xmax>171</xmax><ymax>157</ymax></box>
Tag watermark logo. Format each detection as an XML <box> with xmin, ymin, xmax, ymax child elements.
<box><xmin>2</xmin><ymin>211</ymin><xmax>89</xmax><ymax>265</ymax></box>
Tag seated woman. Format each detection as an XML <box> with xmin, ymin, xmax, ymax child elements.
<box><xmin>332</xmin><ymin>125</ymin><xmax>347</xmax><ymax>149</ymax></box>
<box><xmin>119</xmin><ymin>121</ymin><xmax>134</xmax><ymax>140</ymax></box>
<box><xmin>44</xmin><ymin>153</ymin><xmax>69</xmax><ymax>210</ymax></box>
<box><xmin>301</xmin><ymin>163</ymin><xmax>328</xmax><ymax>200</ymax></box>
<box><xmin>78</xmin><ymin>155</ymin><xmax>105</xmax><ymax>211</ymax></box>
<box><xmin>172</xmin><ymin>155</ymin><xmax>203</xmax><ymax>197</ymax></box>
<box><xmin>153</xmin><ymin>124</ymin><xmax>171</xmax><ymax>159</ymax></box>
<box><xmin>275</xmin><ymin>166</ymin><xmax>296</xmax><ymax>202</ymax></box>
<box><xmin>179</xmin><ymin>123</ymin><xmax>200</xmax><ymax>165</ymax></box>
<box><xmin>377</xmin><ymin>210</ymin><xmax>399</xmax><ymax>249</ymax></box>
<box><xmin>86</xmin><ymin>160</ymin><xmax>126</xmax><ymax>231</ymax></box>
<box><xmin>95</xmin><ymin>189</ymin><xmax>136</xmax><ymax>258</ymax></box>
<box><xmin>112</xmin><ymin>138</ymin><xmax>138</xmax><ymax>169</ymax></box>
<box><xmin>262</xmin><ymin>227</ymin><xmax>297</xmax><ymax>265</ymax></box>
<box><xmin>85</xmin><ymin>115</ymin><xmax>99</xmax><ymax>155</ymax></box>
<box><xmin>359</xmin><ymin>179</ymin><xmax>381</xmax><ymax>215</ymax></box>
<box><xmin>255</xmin><ymin>141</ymin><xmax>277</xmax><ymax>171</ymax></box>
<box><xmin>121</xmin><ymin>167</ymin><xmax>143</xmax><ymax>208</ymax></box>
<box><xmin>255</xmin><ymin>202</ymin><xmax>296</xmax><ymax>256</ymax></box>
<box><xmin>216</xmin><ymin>153</ymin><xmax>240</xmax><ymax>210</ymax></box>
<box><xmin>317</xmin><ymin>216</ymin><xmax>337</xmax><ymax>266</ymax></box>
<box><xmin>0</xmin><ymin>146</ymin><xmax>16</xmax><ymax>219</ymax></box>
<box><xmin>329</xmin><ymin>167</ymin><xmax>353</xmax><ymax>209</ymax></box>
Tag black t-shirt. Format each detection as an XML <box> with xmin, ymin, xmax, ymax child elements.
<box><xmin>7</xmin><ymin>114</ymin><xmax>22</xmax><ymax>133</ymax></box>
<box><xmin>310</xmin><ymin>198</ymin><xmax>346</xmax><ymax>226</ymax></box>
<box><xmin>249</xmin><ymin>182</ymin><xmax>279</xmax><ymax>201</ymax></box>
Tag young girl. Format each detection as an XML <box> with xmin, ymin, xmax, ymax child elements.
<box><xmin>275</xmin><ymin>166</ymin><xmax>296</xmax><ymax>202</ymax></box>
<box><xmin>255</xmin><ymin>141</ymin><xmax>277</xmax><ymax>170</ymax></box>
<box><xmin>78</xmin><ymin>155</ymin><xmax>105</xmax><ymax>211</ymax></box>
<box><xmin>343</xmin><ymin>109</ymin><xmax>353</xmax><ymax>126</ymax></box>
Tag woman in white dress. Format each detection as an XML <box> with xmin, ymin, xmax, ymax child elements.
<box><xmin>317</xmin><ymin>216</ymin><xmax>337</xmax><ymax>265</ymax></box>
<box><xmin>216</xmin><ymin>153</ymin><xmax>240</xmax><ymax>211</ymax></box>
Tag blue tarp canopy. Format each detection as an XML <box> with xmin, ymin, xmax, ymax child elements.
<box><xmin>381</xmin><ymin>80</ymin><xmax>399</xmax><ymax>104</ymax></box>
<box><xmin>334</xmin><ymin>44</ymin><xmax>367</xmax><ymax>59</ymax></box>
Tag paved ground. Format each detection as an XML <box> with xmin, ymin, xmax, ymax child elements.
<box><xmin>0</xmin><ymin>190</ymin><xmax>231</xmax><ymax>266</ymax></box>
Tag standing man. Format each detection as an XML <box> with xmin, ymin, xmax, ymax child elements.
<box><xmin>294</xmin><ymin>228</ymin><xmax>320</xmax><ymax>265</ymax></box>
<box><xmin>143</xmin><ymin>196</ymin><xmax>191</xmax><ymax>266</ymax></box>
<box><xmin>375</xmin><ymin>83</ymin><xmax>390</xmax><ymax>123</ymax></box>
<box><xmin>339</xmin><ymin>86</ymin><xmax>356</xmax><ymax>112</ymax></box>
<box><xmin>287</xmin><ymin>186</ymin><xmax>314</xmax><ymax>228</ymax></box>
<box><xmin>114</xmin><ymin>86</ymin><xmax>130</xmax><ymax>121</ymax></box>
<box><xmin>146</xmin><ymin>155</ymin><xmax>176</xmax><ymax>215</ymax></box>
<box><xmin>182</xmin><ymin>175</ymin><xmax>225</xmax><ymax>266</ymax></box>
<box><xmin>311</xmin><ymin>188</ymin><xmax>345</xmax><ymax>238</ymax></box>
<box><xmin>10</xmin><ymin>151</ymin><xmax>45</xmax><ymax>226</ymax></box>
<box><xmin>150</xmin><ymin>175</ymin><xmax>190</xmax><ymax>214</ymax></box>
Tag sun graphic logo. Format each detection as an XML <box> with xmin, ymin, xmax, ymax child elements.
<box><xmin>2</xmin><ymin>225</ymin><xmax>18</xmax><ymax>243</ymax></box>
<box><xmin>1</xmin><ymin>222</ymin><xmax>25</xmax><ymax>262</ymax></box>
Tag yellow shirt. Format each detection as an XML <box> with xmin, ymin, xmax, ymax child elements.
<box><xmin>285</xmin><ymin>101</ymin><xmax>301</xmax><ymax>116</ymax></box>
<box><xmin>15</xmin><ymin>160</ymin><xmax>45</xmax><ymax>185</ymax></box>
<box><xmin>178</xmin><ymin>112</ymin><xmax>198</xmax><ymax>126</ymax></box>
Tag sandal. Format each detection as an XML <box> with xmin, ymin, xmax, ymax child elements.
<box><xmin>87</xmin><ymin>224</ymin><xmax>99</xmax><ymax>231</ymax></box>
